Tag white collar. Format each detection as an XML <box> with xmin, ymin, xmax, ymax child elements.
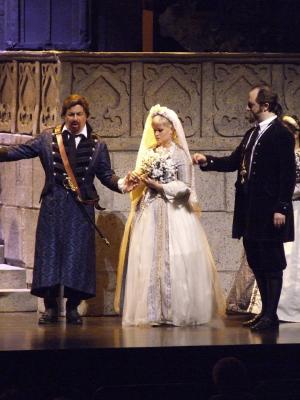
<box><xmin>258</xmin><ymin>115</ymin><xmax>277</xmax><ymax>131</ymax></box>
<box><xmin>62</xmin><ymin>124</ymin><xmax>88</xmax><ymax>137</ymax></box>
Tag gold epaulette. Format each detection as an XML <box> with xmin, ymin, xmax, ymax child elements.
<box><xmin>54</xmin><ymin>125</ymin><xmax>62</xmax><ymax>135</ymax></box>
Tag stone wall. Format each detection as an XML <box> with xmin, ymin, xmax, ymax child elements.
<box><xmin>1</xmin><ymin>51</ymin><xmax>300</xmax><ymax>315</ymax></box>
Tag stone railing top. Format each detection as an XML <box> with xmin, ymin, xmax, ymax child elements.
<box><xmin>1</xmin><ymin>50</ymin><xmax>300</xmax><ymax>62</ymax></box>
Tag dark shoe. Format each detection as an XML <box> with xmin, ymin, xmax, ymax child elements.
<box><xmin>250</xmin><ymin>316</ymin><xmax>279</xmax><ymax>331</ymax></box>
<box><xmin>243</xmin><ymin>313</ymin><xmax>262</xmax><ymax>327</ymax></box>
<box><xmin>66</xmin><ymin>309</ymin><xmax>83</xmax><ymax>325</ymax></box>
<box><xmin>38</xmin><ymin>308</ymin><xmax>58</xmax><ymax>325</ymax></box>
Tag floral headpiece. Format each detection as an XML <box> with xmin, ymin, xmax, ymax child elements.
<box><xmin>150</xmin><ymin>105</ymin><xmax>179</xmax><ymax>127</ymax></box>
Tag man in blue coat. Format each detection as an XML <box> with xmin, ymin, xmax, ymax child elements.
<box><xmin>0</xmin><ymin>94</ymin><xmax>134</xmax><ymax>325</ymax></box>
<box><xmin>193</xmin><ymin>84</ymin><xmax>296</xmax><ymax>331</ymax></box>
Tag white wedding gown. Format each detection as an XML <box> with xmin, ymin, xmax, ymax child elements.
<box><xmin>122</xmin><ymin>144</ymin><xmax>224</xmax><ymax>326</ymax></box>
<box><xmin>277</xmin><ymin>201</ymin><xmax>300</xmax><ymax>322</ymax></box>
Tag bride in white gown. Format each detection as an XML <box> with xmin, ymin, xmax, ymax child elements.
<box><xmin>114</xmin><ymin>105</ymin><xmax>225</xmax><ymax>326</ymax></box>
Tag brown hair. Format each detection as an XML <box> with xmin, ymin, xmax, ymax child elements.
<box><xmin>61</xmin><ymin>94</ymin><xmax>90</xmax><ymax>117</ymax></box>
<box><xmin>251</xmin><ymin>84</ymin><xmax>283</xmax><ymax>116</ymax></box>
<box><xmin>212</xmin><ymin>357</ymin><xmax>249</xmax><ymax>393</ymax></box>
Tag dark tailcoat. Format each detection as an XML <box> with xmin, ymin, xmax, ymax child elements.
<box><xmin>0</xmin><ymin>124</ymin><xmax>121</xmax><ymax>299</ymax></box>
<box><xmin>201</xmin><ymin>119</ymin><xmax>296</xmax><ymax>242</ymax></box>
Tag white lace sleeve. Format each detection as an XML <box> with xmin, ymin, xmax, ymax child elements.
<box><xmin>293</xmin><ymin>151</ymin><xmax>300</xmax><ymax>200</ymax></box>
<box><xmin>293</xmin><ymin>183</ymin><xmax>300</xmax><ymax>200</ymax></box>
<box><xmin>162</xmin><ymin>147</ymin><xmax>191</xmax><ymax>202</ymax></box>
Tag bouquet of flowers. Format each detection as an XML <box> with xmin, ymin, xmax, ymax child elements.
<box><xmin>136</xmin><ymin>147</ymin><xmax>177</xmax><ymax>184</ymax></box>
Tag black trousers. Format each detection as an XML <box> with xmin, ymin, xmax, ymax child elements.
<box><xmin>44</xmin><ymin>285</ymin><xmax>81</xmax><ymax>310</ymax></box>
<box><xmin>243</xmin><ymin>239</ymin><xmax>286</xmax><ymax>275</ymax></box>
<box><xmin>243</xmin><ymin>239</ymin><xmax>284</xmax><ymax>318</ymax></box>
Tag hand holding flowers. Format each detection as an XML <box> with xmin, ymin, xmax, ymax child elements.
<box><xmin>132</xmin><ymin>147</ymin><xmax>177</xmax><ymax>191</ymax></box>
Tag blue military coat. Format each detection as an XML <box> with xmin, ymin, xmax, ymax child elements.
<box><xmin>0</xmin><ymin>124</ymin><xmax>121</xmax><ymax>299</ymax></box>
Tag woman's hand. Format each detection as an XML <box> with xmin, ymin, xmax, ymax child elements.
<box><xmin>142</xmin><ymin>176</ymin><xmax>163</xmax><ymax>192</ymax></box>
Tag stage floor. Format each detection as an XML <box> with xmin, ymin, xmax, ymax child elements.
<box><xmin>0</xmin><ymin>312</ymin><xmax>300</xmax><ymax>351</ymax></box>
<box><xmin>1</xmin><ymin>313</ymin><xmax>300</xmax><ymax>399</ymax></box>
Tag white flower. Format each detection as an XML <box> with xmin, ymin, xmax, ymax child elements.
<box><xmin>139</xmin><ymin>147</ymin><xmax>177</xmax><ymax>184</ymax></box>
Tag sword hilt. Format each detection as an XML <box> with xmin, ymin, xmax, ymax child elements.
<box><xmin>103</xmin><ymin>237</ymin><xmax>110</xmax><ymax>247</ymax></box>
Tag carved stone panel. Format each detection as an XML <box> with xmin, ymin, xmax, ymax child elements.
<box><xmin>0</xmin><ymin>62</ymin><xmax>15</xmax><ymax>132</ymax></box>
<box><xmin>283</xmin><ymin>65</ymin><xmax>300</xmax><ymax>117</ymax></box>
<box><xmin>40</xmin><ymin>63</ymin><xmax>59</xmax><ymax>132</ymax></box>
<box><xmin>143</xmin><ymin>63</ymin><xmax>201</xmax><ymax>138</ymax></box>
<box><xmin>17</xmin><ymin>62</ymin><xmax>40</xmax><ymax>134</ymax></box>
<box><xmin>72</xmin><ymin>63</ymin><xmax>130</xmax><ymax>137</ymax></box>
<box><xmin>213</xmin><ymin>64</ymin><xmax>271</xmax><ymax>137</ymax></box>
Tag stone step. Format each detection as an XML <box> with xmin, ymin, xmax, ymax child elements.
<box><xmin>0</xmin><ymin>264</ymin><xmax>27</xmax><ymax>289</ymax></box>
<box><xmin>0</xmin><ymin>245</ymin><xmax>4</xmax><ymax>264</ymax></box>
<box><xmin>0</xmin><ymin>289</ymin><xmax>37</xmax><ymax>312</ymax></box>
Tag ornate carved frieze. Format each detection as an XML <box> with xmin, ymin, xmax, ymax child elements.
<box><xmin>0</xmin><ymin>62</ymin><xmax>15</xmax><ymax>132</ymax></box>
<box><xmin>213</xmin><ymin>64</ymin><xmax>271</xmax><ymax>137</ymax></box>
<box><xmin>72</xmin><ymin>63</ymin><xmax>130</xmax><ymax>137</ymax></box>
<box><xmin>17</xmin><ymin>62</ymin><xmax>40</xmax><ymax>134</ymax></box>
<box><xmin>1</xmin><ymin>52</ymin><xmax>300</xmax><ymax>146</ymax></box>
<box><xmin>143</xmin><ymin>63</ymin><xmax>201</xmax><ymax>138</ymax></box>
<box><xmin>283</xmin><ymin>65</ymin><xmax>300</xmax><ymax>117</ymax></box>
<box><xmin>40</xmin><ymin>63</ymin><xmax>59</xmax><ymax>132</ymax></box>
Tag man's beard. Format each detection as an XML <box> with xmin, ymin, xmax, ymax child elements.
<box><xmin>245</xmin><ymin>111</ymin><xmax>258</xmax><ymax>124</ymax></box>
<box><xmin>246</xmin><ymin>113</ymin><xmax>255</xmax><ymax>124</ymax></box>
<box><xmin>69</xmin><ymin>122</ymin><xmax>80</xmax><ymax>133</ymax></box>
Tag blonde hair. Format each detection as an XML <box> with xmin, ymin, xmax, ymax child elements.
<box><xmin>282</xmin><ymin>115</ymin><xmax>300</xmax><ymax>132</ymax></box>
<box><xmin>282</xmin><ymin>115</ymin><xmax>300</xmax><ymax>148</ymax></box>
<box><xmin>152</xmin><ymin>114</ymin><xmax>178</xmax><ymax>144</ymax></box>
<box><xmin>152</xmin><ymin>114</ymin><xmax>172</xmax><ymax>126</ymax></box>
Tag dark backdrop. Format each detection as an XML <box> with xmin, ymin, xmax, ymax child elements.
<box><xmin>0</xmin><ymin>0</ymin><xmax>299</xmax><ymax>52</ymax></box>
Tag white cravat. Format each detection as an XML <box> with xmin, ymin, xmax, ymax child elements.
<box><xmin>62</xmin><ymin>124</ymin><xmax>88</xmax><ymax>148</ymax></box>
<box><xmin>248</xmin><ymin>115</ymin><xmax>277</xmax><ymax>175</ymax></box>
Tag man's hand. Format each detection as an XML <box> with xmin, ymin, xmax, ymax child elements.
<box><xmin>192</xmin><ymin>153</ymin><xmax>207</xmax><ymax>165</ymax></box>
<box><xmin>273</xmin><ymin>212</ymin><xmax>286</xmax><ymax>228</ymax></box>
<box><xmin>122</xmin><ymin>171</ymin><xmax>140</xmax><ymax>192</ymax></box>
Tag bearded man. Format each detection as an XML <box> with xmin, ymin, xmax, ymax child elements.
<box><xmin>0</xmin><ymin>94</ymin><xmax>135</xmax><ymax>325</ymax></box>
<box><xmin>193</xmin><ymin>84</ymin><xmax>296</xmax><ymax>331</ymax></box>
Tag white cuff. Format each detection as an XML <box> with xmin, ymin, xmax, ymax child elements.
<box><xmin>118</xmin><ymin>177</ymin><xmax>126</xmax><ymax>193</ymax></box>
